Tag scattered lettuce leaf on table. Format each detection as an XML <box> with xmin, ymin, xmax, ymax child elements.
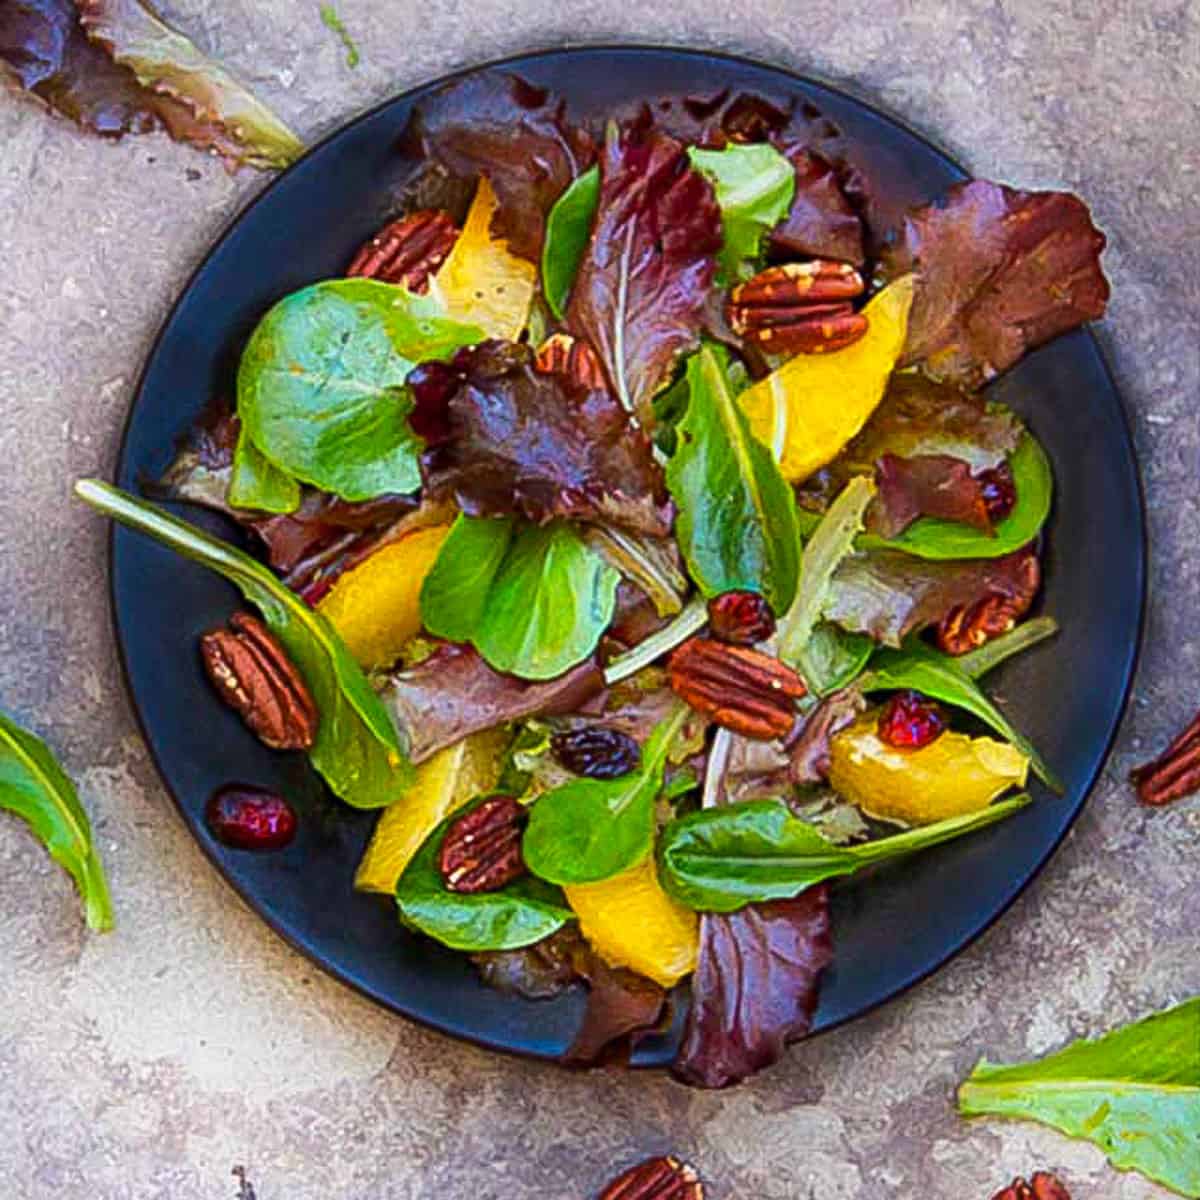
<box><xmin>75</xmin><ymin>480</ymin><xmax>410</xmax><ymax>808</ymax></box>
<box><xmin>416</xmin><ymin>341</ymin><xmax>670</xmax><ymax>538</ymax></box>
<box><xmin>0</xmin><ymin>709</ymin><xmax>113</xmax><ymax>932</ymax></box>
<box><xmin>959</xmin><ymin>998</ymin><xmax>1200</xmax><ymax>1198</ymax></box>
<box><xmin>566</xmin><ymin>120</ymin><xmax>722</xmax><ymax>424</ymax></box>
<box><xmin>883</xmin><ymin>179</ymin><xmax>1109</xmax><ymax>389</ymax></box>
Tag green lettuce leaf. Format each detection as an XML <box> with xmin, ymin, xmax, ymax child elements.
<box><xmin>541</xmin><ymin>164</ymin><xmax>600</xmax><ymax>320</ymax></box>
<box><xmin>959</xmin><ymin>998</ymin><xmax>1200</xmax><ymax>1198</ymax></box>
<box><xmin>77</xmin><ymin>0</ymin><xmax>304</xmax><ymax>170</ymax></box>
<box><xmin>420</xmin><ymin>517</ymin><xmax>619</xmax><ymax>681</ymax></box>
<box><xmin>237</xmin><ymin>280</ymin><xmax>483</xmax><ymax>502</ymax></box>
<box><xmin>658</xmin><ymin>794</ymin><xmax>1031</xmax><ymax>912</ymax></box>
<box><xmin>397</xmin><ymin>797</ymin><xmax>573</xmax><ymax>951</ymax></box>
<box><xmin>227</xmin><ymin>421</ymin><xmax>299</xmax><ymax>513</ymax></box>
<box><xmin>523</xmin><ymin>706</ymin><xmax>689</xmax><ymax>885</ymax></box>
<box><xmin>688</xmin><ymin>143</ymin><xmax>796</xmax><ymax>282</ymax></box>
<box><xmin>75</xmin><ymin>480</ymin><xmax>409</xmax><ymax>808</ymax></box>
<box><xmin>0</xmin><ymin>710</ymin><xmax>113</xmax><ymax>932</ymax></box>
<box><xmin>666</xmin><ymin>345</ymin><xmax>801</xmax><ymax>614</ymax></box>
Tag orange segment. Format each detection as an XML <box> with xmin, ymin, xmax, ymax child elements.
<box><xmin>737</xmin><ymin>274</ymin><xmax>915</xmax><ymax>482</ymax></box>
<box><xmin>429</xmin><ymin>176</ymin><xmax>536</xmax><ymax>341</ymax></box>
<box><xmin>828</xmin><ymin>711</ymin><xmax>1029</xmax><ymax>827</ymax></box>
<box><xmin>565</xmin><ymin>857</ymin><xmax>699</xmax><ymax>988</ymax></box>
<box><xmin>354</xmin><ymin>726</ymin><xmax>509</xmax><ymax>894</ymax></box>
<box><xmin>317</xmin><ymin>523</ymin><xmax>451</xmax><ymax>670</ymax></box>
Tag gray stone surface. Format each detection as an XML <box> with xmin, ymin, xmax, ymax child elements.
<box><xmin>1</xmin><ymin>2</ymin><xmax>1198</xmax><ymax>1196</ymax></box>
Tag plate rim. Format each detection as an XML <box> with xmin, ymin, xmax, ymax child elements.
<box><xmin>106</xmin><ymin>41</ymin><xmax>1148</xmax><ymax>1067</ymax></box>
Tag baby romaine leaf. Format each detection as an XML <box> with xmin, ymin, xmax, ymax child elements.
<box><xmin>421</xmin><ymin>518</ymin><xmax>618</xmax><ymax>681</ymax></box>
<box><xmin>0</xmin><ymin>710</ymin><xmax>113</xmax><ymax>932</ymax></box>
<box><xmin>566</xmin><ymin>121</ymin><xmax>722</xmax><ymax>424</ymax></box>
<box><xmin>227</xmin><ymin>422</ymin><xmax>299</xmax><ymax>514</ymax></box>
<box><xmin>861</xmin><ymin>639</ymin><xmax>1060</xmax><ymax>790</ymax></box>
<box><xmin>75</xmin><ymin>480</ymin><xmax>410</xmax><ymax>808</ymax></box>
<box><xmin>396</xmin><ymin>797</ymin><xmax>574</xmax><ymax>952</ymax></box>
<box><xmin>541</xmin><ymin>165</ymin><xmax>600</xmax><ymax>320</ymax></box>
<box><xmin>673</xmin><ymin>885</ymin><xmax>832</xmax><ymax>1089</ymax></box>
<box><xmin>958</xmin><ymin>998</ymin><xmax>1200</xmax><ymax>1198</ymax></box>
<box><xmin>238</xmin><ymin>280</ymin><xmax>483</xmax><ymax>503</ymax></box>
<box><xmin>776</xmin><ymin>475</ymin><xmax>875</xmax><ymax>669</ymax></box>
<box><xmin>523</xmin><ymin>706</ymin><xmax>689</xmax><ymax>885</ymax></box>
<box><xmin>957</xmin><ymin>616</ymin><xmax>1059</xmax><ymax>680</ymax></box>
<box><xmin>666</xmin><ymin>345</ymin><xmax>801</xmax><ymax>614</ymax></box>
<box><xmin>688</xmin><ymin>143</ymin><xmax>796</xmax><ymax>282</ymax></box>
<box><xmin>658</xmin><ymin>794</ymin><xmax>1030</xmax><ymax>912</ymax></box>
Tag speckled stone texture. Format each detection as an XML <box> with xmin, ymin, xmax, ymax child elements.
<box><xmin>1</xmin><ymin>3</ymin><xmax>1197</xmax><ymax>1197</ymax></box>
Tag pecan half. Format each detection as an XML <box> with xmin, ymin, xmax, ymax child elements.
<box><xmin>597</xmin><ymin>1156</ymin><xmax>703</xmax><ymax>1200</ymax></box>
<box><xmin>1130</xmin><ymin>705</ymin><xmax>1200</xmax><ymax>806</ymax></box>
<box><xmin>346</xmin><ymin>209</ymin><xmax>458</xmax><ymax>292</ymax></box>
<box><xmin>937</xmin><ymin>548</ymin><xmax>1041</xmax><ymax>655</ymax></box>
<box><xmin>534</xmin><ymin>332</ymin><xmax>607</xmax><ymax>391</ymax></box>
<box><xmin>727</xmin><ymin>260</ymin><xmax>868</xmax><ymax>355</ymax></box>
<box><xmin>438</xmin><ymin>795</ymin><xmax>527</xmax><ymax>893</ymax></box>
<box><xmin>668</xmin><ymin>638</ymin><xmax>806</xmax><ymax>740</ymax></box>
<box><xmin>991</xmin><ymin>1172</ymin><xmax>1072</xmax><ymax>1200</ymax></box>
<box><xmin>707</xmin><ymin>590</ymin><xmax>775</xmax><ymax>645</ymax></box>
<box><xmin>200</xmin><ymin>613</ymin><xmax>318</xmax><ymax>751</ymax></box>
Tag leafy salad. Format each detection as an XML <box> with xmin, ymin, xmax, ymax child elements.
<box><xmin>77</xmin><ymin>74</ymin><xmax>1110</xmax><ymax>1088</ymax></box>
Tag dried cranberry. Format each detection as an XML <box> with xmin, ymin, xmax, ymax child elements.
<box><xmin>405</xmin><ymin>360</ymin><xmax>460</xmax><ymax>443</ymax></box>
<box><xmin>707</xmin><ymin>591</ymin><xmax>776</xmax><ymax>644</ymax></box>
<box><xmin>552</xmin><ymin>727</ymin><xmax>641</xmax><ymax>779</ymax></box>
<box><xmin>206</xmin><ymin>785</ymin><xmax>297</xmax><ymax>851</ymax></box>
<box><xmin>977</xmin><ymin>462</ymin><xmax>1017</xmax><ymax>523</ymax></box>
<box><xmin>876</xmin><ymin>691</ymin><xmax>948</xmax><ymax>749</ymax></box>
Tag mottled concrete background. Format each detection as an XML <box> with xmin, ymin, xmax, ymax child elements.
<box><xmin>1</xmin><ymin>2</ymin><xmax>1198</xmax><ymax>1197</ymax></box>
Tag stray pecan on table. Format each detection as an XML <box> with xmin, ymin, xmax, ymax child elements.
<box><xmin>1130</xmin><ymin>703</ymin><xmax>1200</xmax><ymax>806</ymax></box>
<box><xmin>438</xmin><ymin>795</ymin><xmax>528</xmax><ymax>893</ymax></box>
<box><xmin>668</xmin><ymin>637</ymin><xmax>806</xmax><ymax>739</ymax></box>
<box><xmin>990</xmin><ymin>1172</ymin><xmax>1072</xmax><ymax>1200</ymax></box>
<box><xmin>727</xmin><ymin>260</ymin><xmax>868</xmax><ymax>355</ymax></box>
<box><xmin>200</xmin><ymin>613</ymin><xmax>318</xmax><ymax>750</ymax></box>
<box><xmin>596</xmin><ymin>1155</ymin><xmax>703</xmax><ymax>1200</ymax></box>
<box><xmin>346</xmin><ymin>209</ymin><xmax>459</xmax><ymax>292</ymax></box>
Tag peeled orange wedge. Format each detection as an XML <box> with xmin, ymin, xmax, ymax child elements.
<box><xmin>354</xmin><ymin>726</ymin><xmax>510</xmax><ymax>895</ymax></box>
<box><xmin>429</xmin><ymin>176</ymin><xmax>536</xmax><ymax>341</ymax></box>
<box><xmin>737</xmin><ymin>274</ymin><xmax>915</xmax><ymax>482</ymax></box>
<box><xmin>316</xmin><ymin>522</ymin><xmax>451</xmax><ymax>671</ymax></box>
<box><xmin>828</xmin><ymin>711</ymin><xmax>1029</xmax><ymax>827</ymax></box>
<box><xmin>565</xmin><ymin>857</ymin><xmax>699</xmax><ymax>988</ymax></box>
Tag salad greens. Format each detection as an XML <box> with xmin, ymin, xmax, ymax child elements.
<box><xmin>658</xmin><ymin>794</ymin><xmax>1031</xmax><ymax>912</ymax></box>
<box><xmin>75</xmin><ymin>480</ymin><xmax>409</xmax><ymax>808</ymax></box>
<box><xmin>237</xmin><ymin>280</ymin><xmax>482</xmax><ymax>503</ymax></box>
<box><xmin>541</xmin><ymin>165</ymin><xmax>600</xmax><ymax>320</ymax></box>
<box><xmin>397</xmin><ymin>797</ymin><xmax>574</xmax><ymax>951</ymax></box>
<box><xmin>523</xmin><ymin>706</ymin><xmax>690</xmax><ymax>885</ymax></box>
<box><xmin>0</xmin><ymin>709</ymin><xmax>113</xmax><ymax>932</ymax></box>
<box><xmin>959</xmin><ymin>998</ymin><xmax>1200</xmax><ymax>1197</ymax></box>
<box><xmin>228</xmin><ymin>422</ymin><xmax>299</xmax><ymax>514</ymax></box>
<box><xmin>666</xmin><ymin>345</ymin><xmax>801</xmax><ymax>614</ymax></box>
<box><xmin>420</xmin><ymin>517</ymin><xmax>619</xmax><ymax>681</ymax></box>
<box><xmin>687</xmin><ymin>143</ymin><xmax>796</xmax><ymax>282</ymax></box>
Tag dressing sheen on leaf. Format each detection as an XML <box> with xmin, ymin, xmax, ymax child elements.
<box><xmin>420</xmin><ymin>518</ymin><xmax>619</xmax><ymax>681</ymax></box>
<box><xmin>396</xmin><ymin>796</ymin><xmax>574</xmax><ymax>952</ymax></box>
<box><xmin>687</xmin><ymin>143</ymin><xmax>795</xmax><ymax>282</ymax></box>
<box><xmin>657</xmin><ymin>794</ymin><xmax>1030</xmax><ymax>912</ymax></box>
<box><xmin>75</xmin><ymin>481</ymin><xmax>410</xmax><ymax>808</ymax></box>
<box><xmin>238</xmin><ymin>280</ymin><xmax>483</xmax><ymax>503</ymax></box>
<box><xmin>0</xmin><ymin>710</ymin><xmax>114</xmax><ymax>932</ymax></box>
<box><xmin>566</xmin><ymin>121</ymin><xmax>722</xmax><ymax>424</ymax></box>
<box><xmin>666</xmin><ymin>345</ymin><xmax>801</xmax><ymax>615</ymax></box>
<box><xmin>958</xmin><ymin>998</ymin><xmax>1200</xmax><ymax>1198</ymax></box>
<box><xmin>524</xmin><ymin>705</ymin><xmax>690</xmax><ymax>886</ymax></box>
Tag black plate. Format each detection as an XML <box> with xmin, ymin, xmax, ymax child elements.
<box><xmin>111</xmin><ymin>46</ymin><xmax>1145</xmax><ymax>1066</ymax></box>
